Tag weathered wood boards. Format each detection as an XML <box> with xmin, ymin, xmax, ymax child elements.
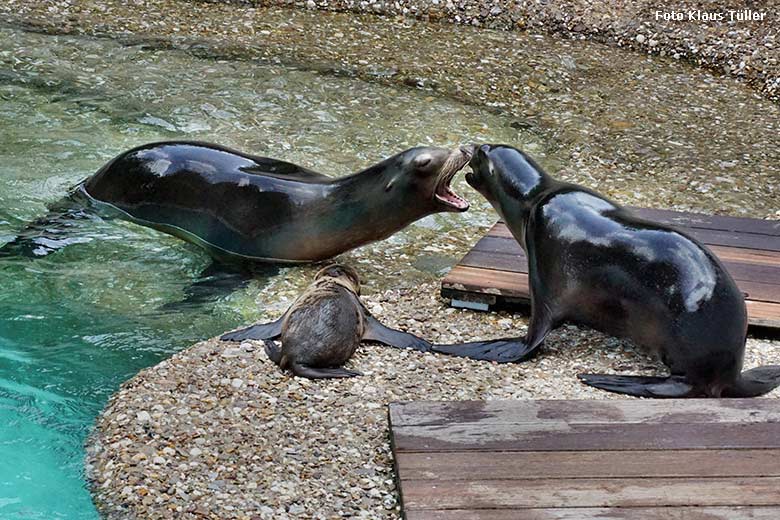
<box><xmin>389</xmin><ymin>399</ymin><xmax>780</xmax><ymax>519</ymax></box>
<box><xmin>441</xmin><ymin>208</ymin><xmax>780</xmax><ymax>329</ymax></box>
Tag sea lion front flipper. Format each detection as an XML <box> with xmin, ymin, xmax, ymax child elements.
<box><xmin>362</xmin><ymin>316</ymin><xmax>431</xmax><ymax>352</ymax></box>
<box><xmin>431</xmin><ymin>338</ymin><xmax>536</xmax><ymax>363</ymax></box>
<box><xmin>290</xmin><ymin>364</ymin><xmax>362</xmax><ymax>379</ymax></box>
<box><xmin>432</xmin><ymin>310</ymin><xmax>551</xmax><ymax>363</ymax></box>
<box><xmin>578</xmin><ymin>374</ymin><xmax>694</xmax><ymax>398</ymax></box>
<box><xmin>220</xmin><ymin>311</ymin><xmax>288</xmax><ymax>342</ymax></box>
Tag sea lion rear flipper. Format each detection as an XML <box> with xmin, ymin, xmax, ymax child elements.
<box><xmin>432</xmin><ymin>338</ymin><xmax>537</xmax><ymax>363</ymax></box>
<box><xmin>578</xmin><ymin>374</ymin><xmax>694</xmax><ymax>398</ymax></box>
<box><xmin>161</xmin><ymin>262</ymin><xmax>260</xmax><ymax>311</ymax></box>
<box><xmin>221</xmin><ymin>311</ymin><xmax>288</xmax><ymax>342</ymax></box>
<box><xmin>362</xmin><ymin>315</ymin><xmax>431</xmax><ymax>352</ymax></box>
<box><xmin>0</xmin><ymin>194</ymin><xmax>94</xmax><ymax>259</ymax></box>
<box><xmin>290</xmin><ymin>363</ymin><xmax>362</xmax><ymax>379</ymax></box>
<box><xmin>723</xmin><ymin>366</ymin><xmax>780</xmax><ymax>397</ymax></box>
<box><xmin>263</xmin><ymin>340</ymin><xmax>283</xmax><ymax>365</ymax></box>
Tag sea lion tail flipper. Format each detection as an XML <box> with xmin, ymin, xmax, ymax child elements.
<box><xmin>723</xmin><ymin>365</ymin><xmax>780</xmax><ymax>398</ymax></box>
<box><xmin>263</xmin><ymin>340</ymin><xmax>283</xmax><ymax>365</ymax></box>
<box><xmin>0</xmin><ymin>195</ymin><xmax>93</xmax><ymax>259</ymax></box>
<box><xmin>362</xmin><ymin>315</ymin><xmax>431</xmax><ymax>352</ymax></box>
<box><xmin>577</xmin><ymin>374</ymin><xmax>694</xmax><ymax>398</ymax></box>
<box><xmin>431</xmin><ymin>338</ymin><xmax>536</xmax><ymax>363</ymax></box>
<box><xmin>160</xmin><ymin>262</ymin><xmax>267</xmax><ymax>311</ymax></box>
<box><xmin>290</xmin><ymin>363</ymin><xmax>362</xmax><ymax>379</ymax></box>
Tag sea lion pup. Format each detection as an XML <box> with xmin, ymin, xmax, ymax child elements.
<box><xmin>223</xmin><ymin>264</ymin><xmax>431</xmax><ymax>379</ymax></box>
<box><xmin>0</xmin><ymin>141</ymin><xmax>472</xmax><ymax>262</ymax></box>
<box><xmin>433</xmin><ymin>143</ymin><xmax>780</xmax><ymax>398</ymax></box>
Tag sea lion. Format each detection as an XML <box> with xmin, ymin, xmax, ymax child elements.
<box><xmin>433</xmin><ymin>143</ymin><xmax>780</xmax><ymax>398</ymax></box>
<box><xmin>221</xmin><ymin>264</ymin><xmax>431</xmax><ymax>378</ymax></box>
<box><xmin>0</xmin><ymin>141</ymin><xmax>472</xmax><ymax>263</ymax></box>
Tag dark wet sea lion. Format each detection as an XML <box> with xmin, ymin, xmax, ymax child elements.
<box><xmin>29</xmin><ymin>141</ymin><xmax>468</xmax><ymax>263</ymax></box>
<box><xmin>221</xmin><ymin>264</ymin><xmax>431</xmax><ymax>378</ymax></box>
<box><xmin>433</xmin><ymin>143</ymin><xmax>780</xmax><ymax>398</ymax></box>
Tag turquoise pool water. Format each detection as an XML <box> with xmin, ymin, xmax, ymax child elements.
<box><xmin>0</xmin><ymin>26</ymin><xmax>523</xmax><ymax>518</ymax></box>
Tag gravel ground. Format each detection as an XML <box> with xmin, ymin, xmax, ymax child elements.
<box><xmin>232</xmin><ymin>0</ymin><xmax>780</xmax><ymax>103</ymax></box>
<box><xmin>87</xmin><ymin>282</ymin><xmax>780</xmax><ymax>519</ymax></box>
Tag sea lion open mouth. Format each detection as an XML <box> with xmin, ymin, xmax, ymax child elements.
<box><xmin>433</xmin><ymin>145</ymin><xmax>473</xmax><ymax>212</ymax></box>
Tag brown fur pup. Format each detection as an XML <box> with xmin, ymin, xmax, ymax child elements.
<box><xmin>222</xmin><ymin>265</ymin><xmax>431</xmax><ymax>379</ymax></box>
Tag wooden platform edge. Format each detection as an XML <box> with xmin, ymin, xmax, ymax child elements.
<box><xmin>403</xmin><ymin>506</ymin><xmax>780</xmax><ymax>520</ymax></box>
<box><xmin>441</xmin><ymin>210</ymin><xmax>780</xmax><ymax>331</ymax></box>
<box><xmin>388</xmin><ymin>404</ymin><xmax>410</xmax><ymax>519</ymax></box>
<box><xmin>389</xmin><ymin>400</ymin><xmax>780</xmax><ymax>518</ymax></box>
<box><xmin>441</xmin><ymin>284</ymin><xmax>780</xmax><ymax>331</ymax></box>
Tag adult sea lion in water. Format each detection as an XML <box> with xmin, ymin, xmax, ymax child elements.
<box><xmin>0</xmin><ymin>141</ymin><xmax>472</xmax><ymax>263</ymax></box>
<box><xmin>434</xmin><ymin>143</ymin><xmax>780</xmax><ymax>398</ymax></box>
<box><xmin>221</xmin><ymin>264</ymin><xmax>431</xmax><ymax>378</ymax></box>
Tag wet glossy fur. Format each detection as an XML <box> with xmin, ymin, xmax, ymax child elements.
<box><xmin>80</xmin><ymin>141</ymin><xmax>469</xmax><ymax>263</ymax></box>
<box><xmin>433</xmin><ymin>144</ymin><xmax>780</xmax><ymax>398</ymax></box>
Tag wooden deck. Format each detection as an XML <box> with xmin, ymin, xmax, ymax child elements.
<box><xmin>389</xmin><ymin>399</ymin><xmax>780</xmax><ymax>519</ymax></box>
<box><xmin>441</xmin><ymin>207</ymin><xmax>780</xmax><ymax>330</ymax></box>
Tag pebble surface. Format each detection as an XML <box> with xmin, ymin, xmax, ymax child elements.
<box><xmin>87</xmin><ymin>283</ymin><xmax>780</xmax><ymax>519</ymax></box>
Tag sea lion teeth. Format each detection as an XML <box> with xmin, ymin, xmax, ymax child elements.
<box><xmin>432</xmin><ymin>146</ymin><xmax>471</xmax><ymax>211</ymax></box>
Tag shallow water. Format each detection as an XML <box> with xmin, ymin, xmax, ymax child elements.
<box><xmin>0</xmin><ymin>26</ymin><xmax>524</xmax><ymax>518</ymax></box>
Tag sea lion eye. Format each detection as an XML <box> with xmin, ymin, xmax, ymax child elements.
<box><xmin>413</xmin><ymin>154</ymin><xmax>432</xmax><ymax>169</ymax></box>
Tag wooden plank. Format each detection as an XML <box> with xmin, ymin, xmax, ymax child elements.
<box><xmin>391</xmin><ymin>422</ymin><xmax>780</xmax><ymax>452</ymax></box>
<box><xmin>746</xmin><ymin>300</ymin><xmax>780</xmax><ymax>328</ymax></box>
<box><xmin>472</xmin><ymin>233</ymin><xmax>522</xmax><ymax>254</ymax></box>
<box><xmin>474</xmin><ymin>232</ymin><xmax>780</xmax><ymax>267</ymax></box>
<box><xmin>445</xmin><ymin>264</ymin><xmax>780</xmax><ymax>307</ymax></box>
<box><xmin>453</xmin><ymin>258</ymin><xmax>780</xmax><ymax>303</ymax></box>
<box><xmin>389</xmin><ymin>399</ymin><xmax>780</xmax><ymax>427</ymax></box>
<box><xmin>442</xmin><ymin>265</ymin><xmax>529</xmax><ymax>296</ymax></box>
<box><xmin>460</xmin><ymin>248</ymin><xmax>780</xmax><ymax>287</ymax></box>
<box><xmin>405</xmin><ymin>506</ymin><xmax>780</xmax><ymax>520</ymax></box>
<box><xmin>489</xmin><ymin>222</ymin><xmax>780</xmax><ymax>252</ymax></box>
<box><xmin>709</xmin><ymin>244</ymin><xmax>780</xmax><ymax>265</ymax></box>
<box><xmin>444</xmin><ymin>264</ymin><xmax>527</xmax><ymax>293</ymax></box>
<box><xmin>392</xmin><ymin>399</ymin><xmax>780</xmax><ymax>518</ymax></box>
<box><xmin>395</xmin><ymin>449</ymin><xmax>780</xmax><ymax>480</ymax></box>
<box><xmin>400</xmin><ymin>476</ymin><xmax>780</xmax><ymax>510</ymax></box>
<box><xmin>442</xmin><ymin>283</ymin><xmax>780</xmax><ymax>327</ymax></box>
<box><xmin>628</xmin><ymin>207</ymin><xmax>780</xmax><ymax>237</ymax></box>
<box><xmin>460</xmin><ymin>249</ymin><xmax>528</xmax><ymax>273</ymax></box>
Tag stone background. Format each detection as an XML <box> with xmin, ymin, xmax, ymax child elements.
<box><xmin>197</xmin><ymin>0</ymin><xmax>780</xmax><ymax>102</ymax></box>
